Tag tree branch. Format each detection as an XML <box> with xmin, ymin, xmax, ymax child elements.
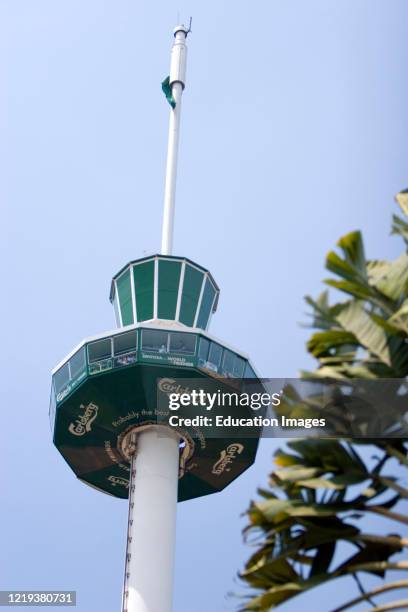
<box><xmin>354</xmin><ymin>534</ymin><xmax>408</xmax><ymax>548</ymax></box>
<box><xmin>344</xmin><ymin>561</ymin><xmax>408</xmax><ymax>574</ymax></box>
<box><xmin>385</xmin><ymin>446</ymin><xmax>408</xmax><ymax>467</ymax></box>
<box><xmin>331</xmin><ymin>580</ymin><xmax>408</xmax><ymax>612</ymax></box>
<box><xmin>367</xmin><ymin>506</ymin><xmax>408</xmax><ymax>526</ymax></box>
<box><xmin>371</xmin><ymin>599</ymin><xmax>408</xmax><ymax>612</ymax></box>
<box><xmin>377</xmin><ymin>476</ymin><xmax>408</xmax><ymax>499</ymax></box>
<box><xmin>351</xmin><ymin>572</ymin><xmax>376</xmax><ymax>608</ymax></box>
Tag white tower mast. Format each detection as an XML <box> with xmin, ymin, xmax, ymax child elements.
<box><xmin>122</xmin><ymin>428</ymin><xmax>180</xmax><ymax>612</ymax></box>
<box><xmin>161</xmin><ymin>24</ymin><xmax>189</xmax><ymax>255</ymax></box>
<box><xmin>121</xmin><ymin>24</ymin><xmax>190</xmax><ymax>612</ymax></box>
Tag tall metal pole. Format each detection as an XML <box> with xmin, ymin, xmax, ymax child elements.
<box><xmin>122</xmin><ymin>24</ymin><xmax>190</xmax><ymax>612</ymax></box>
<box><xmin>161</xmin><ymin>25</ymin><xmax>189</xmax><ymax>255</ymax></box>
<box><xmin>122</xmin><ymin>429</ymin><xmax>180</xmax><ymax>612</ymax></box>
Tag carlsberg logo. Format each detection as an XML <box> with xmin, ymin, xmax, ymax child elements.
<box><xmin>68</xmin><ymin>402</ymin><xmax>98</xmax><ymax>436</ymax></box>
<box><xmin>107</xmin><ymin>475</ymin><xmax>129</xmax><ymax>488</ymax></box>
<box><xmin>212</xmin><ymin>443</ymin><xmax>244</xmax><ymax>475</ymax></box>
<box><xmin>158</xmin><ymin>377</ymin><xmax>190</xmax><ymax>395</ymax></box>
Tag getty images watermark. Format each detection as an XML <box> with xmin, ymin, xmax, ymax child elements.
<box><xmin>0</xmin><ymin>592</ymin><xmax>76</xmax><ymax>606</ymax></box>
<box><xmin>168</xmin><ymin>388</ymin><xmax>283</xmax><ymax>411</ymax></box>
<box><xmin>157</xmin><ymin>380</ymin><xmax>327</xmax><ymax>435</ymax></box>
<box><xmin>156</xmin><ymin>377</ymin><xmax>408</xmax><ymax>438</ymax></box>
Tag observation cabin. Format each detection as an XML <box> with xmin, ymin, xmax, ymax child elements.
<box><xmin>50</xmin><ymin>254</ymin><xmax>261</xmax><ymax>502</ymax></box>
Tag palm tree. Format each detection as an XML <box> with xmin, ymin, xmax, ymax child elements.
<box><xmin>240</xmin><ymin>190</ymin><xmax>408</xmax><ymax>611</ymax></box>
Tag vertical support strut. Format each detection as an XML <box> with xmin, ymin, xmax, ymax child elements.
<box><xmin>122</xmin><ymin>433</ymin><xmax>137</xmax><ymax>612</ymax></box>
<box><xmin>161</xmin><ymin>25</ymin><xmax>189</xmax><ymax>256</ymax></box>
<box><xmin>122</xmin><ymin>428</ymin><xmax>180</xmax><ymax>612</ymax></box>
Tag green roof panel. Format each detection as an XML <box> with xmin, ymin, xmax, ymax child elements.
<box><xmin>133</xmin><ymin>260</ymin><xmax>154</xmax><ymax>321</ymax></box>
<box><xmin>179</xmin><ymin>264</ymin><xmax>204</xmax><ymax>327</ymax></box>
<box><xmin>157</xmin><ymin>259</ymin><xmax>182</xmax><ymax>320</ymax></box>
<box><xmin>117</xmin><ymin>269</ymin><xmax>133</xmax><ymax>326</ymax></box>
<box><xmin>196</xmin><ymin>278</ymin><xmax>216</xmax><ymax>329</ymax></box>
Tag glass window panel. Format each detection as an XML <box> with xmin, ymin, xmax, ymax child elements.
<box><xmin>208</xmin><ymin>342</ymin><xmax>223</xmax><ymax>371</ymax></box>
<box><xmin>114</xmin><ymin>330</ymin><xmax>137</xmax><ymax>356</ymax></box>
<box><xmin>169</xmin><ymin>332</ymin><xmax>196</xmax><ymax>355</ymax></box>
<box><xmin>142</xmin><ymin>329</ymin><xmax>169</xmax><ymax>353</ymax></box>
<box><xmin>198</xmin><ymin>337</ymin><xmax>210</xmax><ymax>363</ymax></box>
<box><xmin>179</xmin><ymin>265</ymin><xmax>204</xmax><ymax>326</ymax></box>
<box><xmin>89</xmin><ymin>359</ymin><xmax>112</xmax><ymax>375</ymax></box>
<box><xmin>70</xmin><ymin>347</ymin><xmax>86</xmax><ymax>379</ymax></box>
<box><xmin>158</xmin><ymin>260</ymin><xmax>182</xmax><ymax>320</ymax></box>
<box><xmin>54</xmin><ymin>362</ymin><xmax>70</xmax><ymax>393</ymax></box>
<box><xmin>244</xmin><ymin>363</ymin><xmax>257</xmax><ymax>378</ymax></box>
<box><xmin>113</xmin><ymin>353</ymin><xmax>137</xmax><ymax>368</ymax></box>
<box><xmin>88</xmin><ymin>338</ymin><xmax>112</xmax><ymax>363</ymax></box>
<box><xmin>134</xmin><ymin>261</ymin><xmax>154</xmax><ymax>321</ymax></box>
<box><xmin>221</xmin><ymin>350</ymin><xmax>235</xmax><ymax>376</ymax></box>
<box><xmin>117</xmin><ymin>269</ymin><xmax>134</xmax><ymax>326</ymax></box>
<box><xmin>233</xmin><ymin>356</ymin><xmax>245</xmax><ymax>378</ymax></box>
<box><xmin>196</xmin><ymin>278</ymin><xmax>216</xmax><ymax>329</ymax></box>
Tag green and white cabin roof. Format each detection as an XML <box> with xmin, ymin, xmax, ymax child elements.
<box><xmin>110</xmin><ymin>255</ymin><xmax>220</xmax><ymax>331</ymax></box>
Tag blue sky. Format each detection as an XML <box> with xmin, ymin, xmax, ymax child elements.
<box><xmin>1</xmin><ymin>1</ymin><xmax>408</xmax><ymax>610</ymax></box>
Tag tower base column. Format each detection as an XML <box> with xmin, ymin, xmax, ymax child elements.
<box><xmin>122</xmin><ymin>428</ymin><xmax>180</xmax><ymax>612</ymax></box>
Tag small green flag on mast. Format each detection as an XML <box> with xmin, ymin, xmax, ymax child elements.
<box><xmin>162</xmin><ymin>76</ymin><xmax>176</xmax><ymax>108</ymax></box>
